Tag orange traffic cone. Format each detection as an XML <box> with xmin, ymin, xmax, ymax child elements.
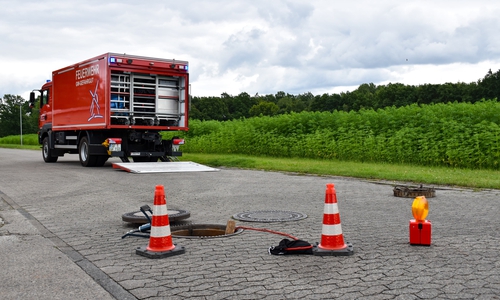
<box><xmin>313</xmin><ymin>183</ymin><xmax>354</xmax><ymax>256</ymax></box>
<box><xmin>136</xmin><ymin>185</ymin><xmax>185</xmax><ymax>258</ymax></box>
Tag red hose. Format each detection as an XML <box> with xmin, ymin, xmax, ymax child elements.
<box><xmin>235</xmin><ymin>226</ymin><xmax>299</xmax><ymax>240</ymax></box>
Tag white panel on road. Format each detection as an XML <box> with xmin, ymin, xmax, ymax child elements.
<box><xmin>112</xmin><ymin>162</ymin><xmax>219</xmax><ymax>174</ymax></box>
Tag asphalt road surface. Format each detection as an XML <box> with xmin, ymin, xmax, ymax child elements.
<box><xmin>0</xmin><ymin>148</ymin><xmax>499</xmax><ymax>299</ymax></box>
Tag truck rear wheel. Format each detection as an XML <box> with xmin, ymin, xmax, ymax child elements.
<box><xmin>42</xmin><ymin>137</ymin><xmax>58</xmax><ymax>163</ymax></box>
<box><xmin>79</xmin><ymin>136</ymin><xmax>98</xmax><ymax>167</ymax></box>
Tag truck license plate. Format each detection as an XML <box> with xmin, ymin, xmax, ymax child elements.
<box><xmin>109</xmin><ymin>144</ymin><xmax>121</xmax><ymax>152</ymax></box>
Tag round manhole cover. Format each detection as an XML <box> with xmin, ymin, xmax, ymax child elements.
<box><xmin>233</xmin><ymin>210</ymin><xmax>307</xmax><ymax>222</ymax></box>
<box><xmin>122</xmin><ymin>209</ymin><xmax>190</xmax><ymax>224</ymax></box>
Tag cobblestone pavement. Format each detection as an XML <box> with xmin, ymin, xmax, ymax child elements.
<box><xmin>1</xmin><ymin>149</ymin><xmax>499</xmax><ymax>299</ymax></box>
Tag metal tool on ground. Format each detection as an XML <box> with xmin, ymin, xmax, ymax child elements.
<box><xmin>313</xmin><ymin>183</ymin><xmax>354</xmax><ymax>256</ymax></box>
<box><xmin>136</xmin><ymin>185</ymin><xmax>185</xmax><ymax>258</ymax></box>
<box><xmin>112</xmin><ymin>161</ymin><xmax>219</xmax><ymax>174</ymax></box>
<box><xmin>121</xmin><ymin>205</ymin><xmax>153</xmax><ymax>239</ymax></box>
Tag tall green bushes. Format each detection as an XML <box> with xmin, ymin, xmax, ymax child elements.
<box><xmin>180</xmin><ymin>100</ymin><xmax>500</xmax><ymax>170</ymax></box>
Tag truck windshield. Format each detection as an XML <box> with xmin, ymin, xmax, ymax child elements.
<box><xmin>41</xmin><ymin>90</ymin><xmax>49</xmax><ymax>106</ymax></box>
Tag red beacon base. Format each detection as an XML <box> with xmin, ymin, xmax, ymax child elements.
<box><xmin>409</xmin><ymin>219</ymin><xmax>432</xmax><ymax>246</ymax></box>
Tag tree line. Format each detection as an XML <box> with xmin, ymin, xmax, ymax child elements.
<box><xmin>190</xmin><ymin>69</ymin><xmax>500</xmax><ymax>121</ymax></box>
<box><xmin>0</xmin><ymin>95</ymin><xmax>39</xmax><ymax>138</ymax></box>
<box><xmin>1</xmin><ymin>68</ymin><xmax>500</xmax><ymax>137</ymax></box>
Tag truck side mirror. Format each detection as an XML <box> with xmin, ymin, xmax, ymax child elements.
<box><xmin>29</xmin><ymin>92</ymin><xmax>36</xmax><ymax>109</ymax></box>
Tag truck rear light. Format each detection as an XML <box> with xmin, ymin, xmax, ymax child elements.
<box><xmin>102</xmin><ymin>138</ymin><xmax>122</xmax><ymax>154</ymax></box>
<box><xmin>173</xmin><ymin>138</ymin><xmax>184</xmax><ymax>145</ymax></box>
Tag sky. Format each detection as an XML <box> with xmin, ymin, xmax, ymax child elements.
<box><xmin>2</xmin><ymin>0</ymin><xmax>500</xmax><ymax>100</ymax></box>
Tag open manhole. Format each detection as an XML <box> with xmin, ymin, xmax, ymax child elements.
<box><xmin>393</xmin><ymin>185</ymin><xmax>436</xmax><ymax>198</ymax></box>
<box><xmin>122</xmin><ymin>208</ymin><xmax>190</xmax><ymax>224</ymax></box>
<box><xmin>232</xmin><ymin>210</ymin><xmax>307</xmax><ymax>222</ymax></box>
<box><xmin>171</xmin><ymin>224</ymin><xmax>244</xmax><ymax>239</ymax></box>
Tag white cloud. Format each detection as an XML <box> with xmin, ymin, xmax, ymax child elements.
<box><xmin>1</xmin><ymin>0</ymin><xmax>500</xmax><ymax>99</ymax></box>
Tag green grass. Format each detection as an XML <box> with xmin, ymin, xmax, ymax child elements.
<box><xmin>0</xmin><ymin>144</ymin><xmax>40</xmax><ymax>150</ymax></box>
<box><xmin>0</xmin><ymin>134</ymin><xmax>39</xmax><ymax>148</ymax></box>
<box><xmin>180</xmin><ymin>153</ymin><xmax>500</xmax><ymax>190</ymax></box>
<box><xmin>182</xmin><ymin>102</ymin><xmax>500</xmax><ymax>170</ymax></box>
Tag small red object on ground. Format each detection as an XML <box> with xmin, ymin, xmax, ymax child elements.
<box><xmin>409</xmin><ymin>219</ymin><xmax>432</xmax><ymax>246</ymax></box>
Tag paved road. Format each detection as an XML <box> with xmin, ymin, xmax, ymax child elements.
<box><xmin>0</xmin><ymin>148</ymin><xmax>499</xmax><ymax>299</ymax></box>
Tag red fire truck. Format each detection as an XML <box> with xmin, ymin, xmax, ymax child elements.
<box><xmin>29</xmin><ymin>53</ymin><xmax>189</xmax><ymax>167</ymax></box>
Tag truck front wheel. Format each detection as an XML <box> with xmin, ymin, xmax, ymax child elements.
<box><xmin>79</xmin><ymin>136</ymin><xmax>98</xmax><ymax>167</ymax></box>
<box><xmin>42</xmin><ymin>137</ymin><xmax>58</xmax><ymax>163</ymax></box>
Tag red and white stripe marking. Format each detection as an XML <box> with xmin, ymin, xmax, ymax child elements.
<box><xmin>147</xmin><ymin>185</ymin><xmax>175</xmax><ymax>252</ymax></box>
<box><xmin>318</xmin><ymin>183</ymin><xmax>347</xmax><ymax>250</ymax></box>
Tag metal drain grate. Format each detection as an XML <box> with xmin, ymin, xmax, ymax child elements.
<box><xmin>233</xmin><ymin>210</ymin><xmax>307</xmax><ymax>222</ymax></box>
<box><xmin>393</xmin><ymin>185</ymin><xmax>436</xmax><ymax>198</ymax></box>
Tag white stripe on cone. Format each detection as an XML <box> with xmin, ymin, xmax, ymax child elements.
<box><xmin>323</xmin><ymin>203</ymin><xmax>339</xmax><ymax>214</ymax></box>
<box><xmin>321</xmin><ymin>224</ymin><xmax>343</xmax><ymax>236</ymax></box>
<box><xmin>151</xmin><ymin>225</ymin><xmax>172</xmax><ymax>237</ymax></box>
<box><xmin>153</xmin><ymin>205</ymin><xmax>168</xmax><ymax>216</ymax></box>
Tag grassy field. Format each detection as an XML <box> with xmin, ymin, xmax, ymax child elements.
<box><xmin>181</xmin><ymin>153</ymin><xmax>499</xmax><ymax>190</ymax></box>
<box><xmin>180</xmin><ymin>101</ymin><xmax>500</xmax><ymax>170</ymax></box>
<box><xmin>1</xmin><ymin>137</ymin><xmax>499</xmax><ymax>190</ymax></box>
<box><xmin>0</xmin><ymin>144</ymin><xmax>40</xmax><ymax>150</ymax></box>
